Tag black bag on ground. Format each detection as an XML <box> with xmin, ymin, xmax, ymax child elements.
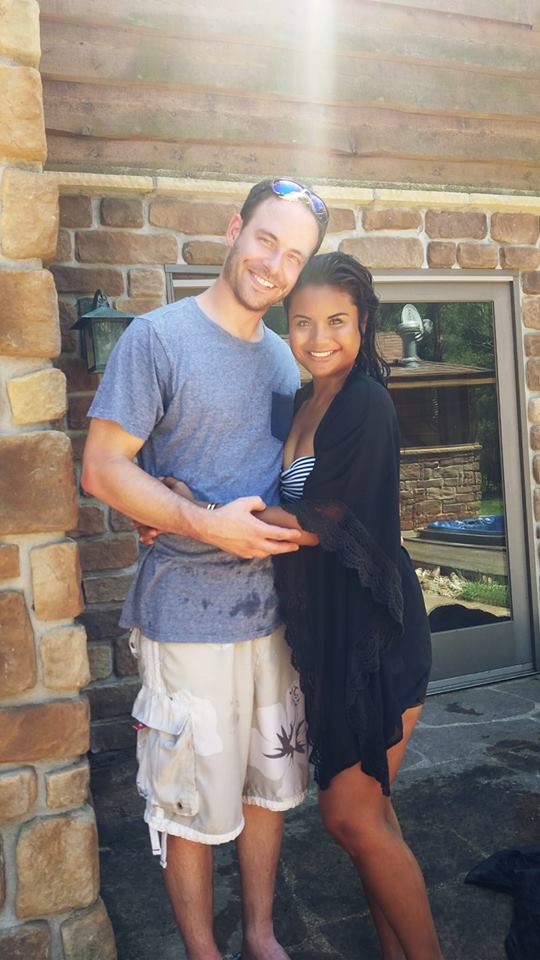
<box><xmin>464</xmin><ymin>847</ymin><xmax>540</xmax><ymax>960</ymax></box>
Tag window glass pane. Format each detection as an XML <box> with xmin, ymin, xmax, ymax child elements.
<box><xmin>263</xmin><ymin>304</ymin><xmax>287</xmax><ymax>335</ymax></box>
<box><xmin>380</xmin><ymin>301</ymin><xmax>512</xmax><ymax>632</ymax></box>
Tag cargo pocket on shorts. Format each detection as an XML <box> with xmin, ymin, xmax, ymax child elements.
<box><xmin>133</xmin><ymin>688</ymin><xmax>199</xmax><ymax>818</ymax></box>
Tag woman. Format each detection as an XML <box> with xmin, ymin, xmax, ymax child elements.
<box><xmin>257</xmin><ymin>252</ymin><xmax>442</xmax><ymax>960</ymax></box>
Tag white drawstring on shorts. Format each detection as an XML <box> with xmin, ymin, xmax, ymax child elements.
<box><xmin>149</xmin><ymin>825</ymin><xmax>168</xmax><ymax>869</ymax></box>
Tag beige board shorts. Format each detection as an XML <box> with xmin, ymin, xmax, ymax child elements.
<box><xmin>130</xmin><ymin>625</ymin><xmax>309</xmax><ymax>863</ymax></box>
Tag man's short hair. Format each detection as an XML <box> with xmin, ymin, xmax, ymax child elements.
<box><xmin>239</xmin><ymin>178</ymin><xmax>328</xmax><ymax>254</ymax></box>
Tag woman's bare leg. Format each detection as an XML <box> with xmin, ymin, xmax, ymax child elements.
<box><xmin>360</xmin><ymin>799</ymin><xmax>408</xmax><ymax>960</ymax></box>
<box><xmin>319</xmin><ymin>705</ymin><xmax>443</xmax><ymax>960</ymax></box>
<box><xmin>358</xmin><ymin>707</ymin><xmax>422</xmax><ymax>960</ymax></box>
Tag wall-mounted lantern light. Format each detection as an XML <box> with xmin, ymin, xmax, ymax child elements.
<box><xmin>72</xmin><ymin>290</ymin><xmax>135</xmax><ymax>373</ymax></box>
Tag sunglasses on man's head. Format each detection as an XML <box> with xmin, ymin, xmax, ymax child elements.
<box><xmin>270</xmin><ymin>178</ymin><xmax>329</xmax><ymax>224</ymax></box>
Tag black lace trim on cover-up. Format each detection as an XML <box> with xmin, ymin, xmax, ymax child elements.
<box><xmin>275</xmin><ymin>498</ymin><xmax>404</xmax><ymax>796</ymax></box>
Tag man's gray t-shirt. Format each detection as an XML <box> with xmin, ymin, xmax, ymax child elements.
<box><xmin>88</xmin><ymin>297</ymin><xmax>299</xmax><ymax>643</ymax></box>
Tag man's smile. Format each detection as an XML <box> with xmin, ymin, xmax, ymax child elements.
<box><xmin>250</xmin><ymin>270</ymin><xmax>277</xmax><ymax>290</ymax></box>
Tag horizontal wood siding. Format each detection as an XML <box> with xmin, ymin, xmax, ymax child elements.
<box><xmin>40</xmin><ymin>0</ymin><xmax>540</xmax><ymax>191</ymax></box>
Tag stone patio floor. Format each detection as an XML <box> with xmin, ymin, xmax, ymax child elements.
<box><xmin>90</xmin><ymin>674</ymin><xmax>540</xmax><ymax>959</ymax></box>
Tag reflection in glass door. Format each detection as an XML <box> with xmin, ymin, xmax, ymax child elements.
<box><xmin>376</xmin><ymin>278</ymin><xmax>534</xmax><ymax>690</ymax></box>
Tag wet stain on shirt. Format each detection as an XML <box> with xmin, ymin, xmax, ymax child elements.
<box><xmin>263</xmin><ymin>594</ymin><xmax>277</xmax><ymax>616</ymax></box>
<box><xmin>229</xmin><ymin>591</ymin><xmax>261</xmax><ymax>618</ymax></box>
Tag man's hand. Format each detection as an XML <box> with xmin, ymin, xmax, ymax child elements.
<box><xmin>83</xmin><ymin>421</ymin><xmax>299</xmax><ymax>559</ymax></box>
<box><xmin>202</xmin><ymin>497</ymin><xmax>301</xmax><ymax>559</ymax></box>
<box><xmin>133</xmin><ymin>485</ymin><xmax>302</xmax><ymax>558</ymax></box>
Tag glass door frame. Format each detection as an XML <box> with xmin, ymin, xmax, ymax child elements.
<box><xmin>373</xmin><ymin>270</ymin><xmax>539</xmax><ymax>693</ymax></box>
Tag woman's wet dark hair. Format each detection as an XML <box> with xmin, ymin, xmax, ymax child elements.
<box><xmin>284</xmin><ymin>252</ymin><xmax>391</xmax><ymax>385</ymax></box>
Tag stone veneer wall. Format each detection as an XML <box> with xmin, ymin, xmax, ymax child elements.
<box><xmin>0</xmin><ymin>4</ymin><xmax>115</xmax><ymax>958</ymax></box>
<box><xmin>47</xmin><ymin>178</ymin><xmax>540</xmax><ymax>747</ymax></box>
<box><xmin>400</xmin><ymin>447</ymin><xmax>482</xmax><ymax>531</ymax></box>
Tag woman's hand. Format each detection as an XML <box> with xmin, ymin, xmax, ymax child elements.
<box><xmin>136</xmin><ymin>522</ymin><xmax>161</xmax><ymax>546</ymax></box>
<box><xmin>134</xmin><ymin>477</ymin><xmax>195</xmax><ymax>544</ymax></box>
<box><xmin>257</xmin><ymin>506</ymin><xmax>319</xmax><ymax>547</ymax></box>
<box><xmin>159</xmin><ymin>476</ymin><xmax>195</xmax><ymax>501</ymax></box>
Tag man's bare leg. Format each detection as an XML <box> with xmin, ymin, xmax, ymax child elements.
<box><xmin>236</xmin><ymin>805</ymin><xmax>290</xmax><ymax>960</ymax></box>
<box><xmin>164</xmin><ymin>834</ymin><xmax>222</xmax><ymax>960</ymax></box>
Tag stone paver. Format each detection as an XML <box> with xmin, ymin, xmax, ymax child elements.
<box><xmin>91</xmin><ymin>675</ymin><xmax>539</xmax><ymax>959</ymax></box>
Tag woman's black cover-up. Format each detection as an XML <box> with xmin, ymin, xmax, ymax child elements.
<box><xmin>273</xmin><ymin>367</ymin><xmax>432</xmax><ymax>795</ymax></box>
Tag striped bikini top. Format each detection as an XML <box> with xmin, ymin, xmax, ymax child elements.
<box><xmin>280</xmin><ymin>455</ymin><xmax>316</xmax><ymax>502</ymax></box>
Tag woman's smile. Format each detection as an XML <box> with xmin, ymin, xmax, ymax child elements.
<box><xmin>308</xmin><ymin>348</ymin><xmax>339</xmax><ymax>360</ymax></box>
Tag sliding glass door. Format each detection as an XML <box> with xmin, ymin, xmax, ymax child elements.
<box><xmin>375</xmin><ymin>274</ymin><xmax>536</xmax><ymax>691</ymax></box>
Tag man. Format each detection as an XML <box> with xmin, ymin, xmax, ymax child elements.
<box><xmin>82</xmin><ymin>178</ymin><xmax>329</xmax><ymax>960</ymax></box>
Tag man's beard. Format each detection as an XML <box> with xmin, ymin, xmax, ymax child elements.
<box><xmin>223</xmin><ymin>244</ymin><xmax>282</xmax><ymax>313</ymax></box>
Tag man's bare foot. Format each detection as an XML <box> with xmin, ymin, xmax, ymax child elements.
<box><xmin>241</xmin><ymin>933</ymin><xmax>290</xmax><ymax>960</ymax></box>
